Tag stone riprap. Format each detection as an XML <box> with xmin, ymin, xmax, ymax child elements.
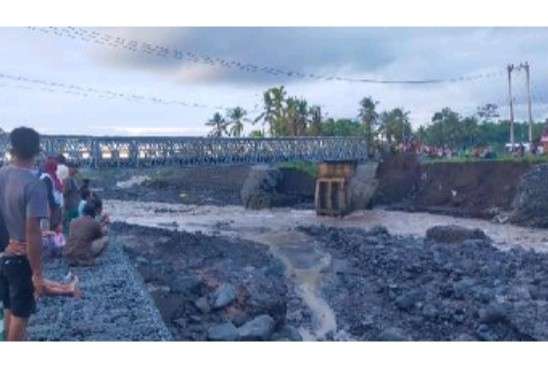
<box><xmin>27</xmin><ymin>242</ymin><xmax>171</xmax><ymax>341</ymax></box>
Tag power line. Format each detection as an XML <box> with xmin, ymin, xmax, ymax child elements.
<box><xmin>28</xmin><ymin>27</ymin><xmax>507</xmax><ymax>85</ymax></box>
<box><xmin>0</xmin><ymin>71</ymin><xmax>260</xmax><ymax>113</ymax></box>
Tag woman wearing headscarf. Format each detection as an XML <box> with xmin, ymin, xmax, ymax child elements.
<box><xmin>40</xmin><ymin>157</ymin><xmax>64</xmax><ymax>230</ymax></box>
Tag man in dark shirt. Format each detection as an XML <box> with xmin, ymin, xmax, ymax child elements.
<box><xmin>0</xmin><ymin>127</ymin><xmax>49</xmax><ymax>341</ymax></box>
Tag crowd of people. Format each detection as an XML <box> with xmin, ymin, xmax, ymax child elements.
<box><xmin>0</xmin><ymin>127</ymin><xmax>110</xmax><ymax>341</ymax></box>
<box><xmin>384</xmin><ymin>139</ymin><xmax>545</xmax><ymax>160</ymax></box>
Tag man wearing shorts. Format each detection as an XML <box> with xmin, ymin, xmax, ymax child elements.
<box><xmin>0</xmin><ymin>127</ymin><xmax>49</xmax><ymax>341</ymax></box>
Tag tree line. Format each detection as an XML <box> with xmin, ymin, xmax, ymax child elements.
<box><xmin>205</xmin><ymin>86</ymin><xmax>547</xmax><ymax>151</ymax></box>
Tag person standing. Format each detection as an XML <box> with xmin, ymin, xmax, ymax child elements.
<box><xmin>55</xmin><ymin>154</ymin><xmax>69</xmax><ymax>185</ymax></box>
<box><xmin>40</xmin><ymin>157</ymin><xmax>63</xmax><ymax>230</ymax></box>
<box><xmin>63</xmin><ymin>163</ymin><xmax>80</xmax><ymax>230</ymax></box>
<box><xmin>0</xmin><ymin>127</ymin><xmax>49</xmax><ymax>341</ymax></box>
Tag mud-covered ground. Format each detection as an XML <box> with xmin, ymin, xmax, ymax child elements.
<box><xmin>302</xmin><ymin>224</ymin><xmax>548</xmax><ymax>341</ymax></box>
<box><xmin>83</xmin><ymin>165</ymin><xmax>315</xmax><ymax>208</ymax></box>
<box><xmin>84</xmin><ymin>165</ymin><xmax>251</xmax><ymax>205</ymax></box>
<box><xmin>113</xmin><ymin>222</ymin><xmax>309</xmax><ymax>341</ymax></box>
<box><xmin>374</xmin><ymin>153</ymin><xmax>534</xmax><ymax>220</ymax></box>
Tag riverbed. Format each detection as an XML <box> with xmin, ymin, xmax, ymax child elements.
<box><xmin>105</xmin><ymin>200</ymin><xmax>548</xmax><ymax>339</ymax></box>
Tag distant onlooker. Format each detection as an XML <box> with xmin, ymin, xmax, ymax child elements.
<box><xmin>55</xmin><ymin>154</ymin><xmax>69</xmax><ymax>183</ymax></box>
<box><xmin>40</xmin><ymin>157</ymin><xmax>63</xmax><ymax>230</ymax></box>
<box><xmin>64</xmin><ymin>200</ymin><xmax>108</xmax><ymax>266</ymax></box>
<box><xmin>518</xmin><ymin>143</ymin><xmax>525</xmax><ymax>158</ymax></box>
<box><xmin>78</xmin><ymin>187</ymin><xmax>92</xmax><ymax>217</ymax></box>
<box><xmin>92</xmin><ymin>196</ymin><xmax>111</xmax><ymax>231</ymax></box>
<box><xmin>63</xmin><ymin>163</ymin><xmax>80</xmax><ymax>229</ymax></box>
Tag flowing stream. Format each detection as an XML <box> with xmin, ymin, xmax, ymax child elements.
<box><xmin>105</xmin><ymin>199</ymin><xmax>548</xmax><ymax>339</ymax></box>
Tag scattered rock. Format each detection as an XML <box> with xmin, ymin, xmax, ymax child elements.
<box><xmin>207</xmin><ymin>322</ymin><xmax>240</xmax><ymax>341</ymax></box>
<box><xmin>170</xmin><ymin>274</ymin><xmax>202</xmax><ymax>295</ymax></box>
<box><xmin>425</xmin><ymin>225</ymin><xmax>489</xmax><ymax>243</ymax></box>
<box><xmin>237</xmin><ymin>314</ymin><xmax>275</xmax><ymax>341</ymax></box>
<box><xmin>211</xmin><ymin>284</ymin><xmax>237</xmax><ymax>309</ymax></box>
<box><xmin>378</xmin><ymin>326</ymin><xmax>409</xmax><ymax>341</ymax></box>
<box><xmin>394</xmin><ymin>290</ymin><xmax>422</xmax><ymax>312</ymax></box>
<box><xmin>272</xmin><ymin>324</ymin><xmax>303</xmax><ymax>341</ymax></box>
<box><xmin>368</xmin><ymin>225</ymin><xmax>389</xmax><ymax>236</ymax></box>
<box><xmin>478</xmin><ymin>303</ymin><xmax>509</xmax><ymax>324</ymax></box>
<box><xmin>453</xmin><ymin>333</ymin><xmax>476</xmax><ymax>341</ymax></box>
<box><xmin>194</xmin><ymin>296</ymin><xmax>211</xmax><ymax>314</ymax></box>
<box><xmin>306</xmin><ymin>224</ymin><xmax>548</xmax><ymax>341</ymax></box>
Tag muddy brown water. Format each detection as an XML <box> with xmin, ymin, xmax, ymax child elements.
<box><xmin>105</xmin><ymin>199</ymin><xmax>548</xmax><ymax>339</ymax></box>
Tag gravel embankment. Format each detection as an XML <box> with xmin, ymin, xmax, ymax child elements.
<box><xmin>27</xmin><ymin>241</ymin><xmax>172</xmax><ymax>341</ymax></box>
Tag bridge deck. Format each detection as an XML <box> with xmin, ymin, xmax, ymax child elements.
<box><xmin>0</xmin><ymin>135</ymin><xmax>368</xmax><ymax>167</ymax></box>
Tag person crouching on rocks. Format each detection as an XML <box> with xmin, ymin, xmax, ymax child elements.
<box><xmin>64</xmin><ymin>199</ymin><xmax>108</xmax><ymax>266</ymax></box>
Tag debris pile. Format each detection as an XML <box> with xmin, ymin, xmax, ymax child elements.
<box><xmin>116</xmin><ymin>223</ymin><xmax>307</xmax><ymax>341</ymax></box>
<box><xmin>301</xmin><ymin>224</ymin><xmax>548</xmax><ymax>340</ymax></box>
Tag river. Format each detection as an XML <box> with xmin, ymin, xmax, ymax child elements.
<box><xmin>105</xmin><ymin>199</ymin><xmax>548</xmax><ymax>339</ymax></box>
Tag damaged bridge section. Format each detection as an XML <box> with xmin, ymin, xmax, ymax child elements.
<box><xmin>0</xmin><ymin>135</ymin><xmax>368</xmax><ymax>168</ymax></box>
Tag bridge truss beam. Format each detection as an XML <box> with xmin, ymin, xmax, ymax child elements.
<box><xmin>0</xmin><ymin>135</ymin><xmax>368</xmax><ymax>168</ymax></box>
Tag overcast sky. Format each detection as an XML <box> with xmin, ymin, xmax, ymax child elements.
<box><xmin>0</xmin><ymin>27</ymin><xmax>547</xmax><ymax>136</ymax></box>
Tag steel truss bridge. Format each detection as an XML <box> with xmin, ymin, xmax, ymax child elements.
<box><xmin>0</xmin><ymin>135</ymin><xmax>368</xmax><ymax>168</ymax></box>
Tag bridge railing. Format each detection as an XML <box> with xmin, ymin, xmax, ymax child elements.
<box><xmin>0</xmin><ymin>134</ymin><xmax>368</xmax><ymax>168</ymax></box>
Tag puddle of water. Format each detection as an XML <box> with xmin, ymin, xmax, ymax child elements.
<box><xmin>105</xmin><ymin>199</ymin><xmax>548</xmax><ymax>339</ymax></box>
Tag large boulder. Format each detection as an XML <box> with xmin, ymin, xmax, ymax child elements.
<box><xmin>241</xmin><ymin>165</ymin><xmax>284</xmax><ymax>209</ymax></box>
<box><xmin>349</xmin><ymin>162</ymin><xmax>379</xmax><ymax>210</ymax></box>
<box><xmin>425</xmin><ymin>225</ymin><xmax>489</xmax><ymax>243</ymax></box>
<box><xmin>510</xmin><ymin>164</ymin><xmax>548</xmax><ymax>228</ymax></box>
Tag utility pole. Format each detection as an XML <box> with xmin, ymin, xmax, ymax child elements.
<box><xmin>524</xmin><ymin>61</ymin><xmax>534</xmax><ymax>143</ymax></box>
<box><xmin>507</xmin><ymin>64</ymin><xmax>515</xmax><ymax>148</ymax></box>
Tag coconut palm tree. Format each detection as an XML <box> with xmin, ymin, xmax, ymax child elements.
<box><xmin>308</xmin><ymin>105</ymin><xmax>323</xmax><ymax>136</ymax></box>
<box><xmin>228</xmin><ymin>107</ymin><xmax>248</xmax><ymax>137</ymax></box>
<box><xmin>358</xmin><ymin>96</ymin><xmax>379</xmax><ymax>155</ymax></box>
<box><xmin>254</xmin><ymin>86</ymin><xmax>287</xmax><ymax>136</ymax></box>
<box><xmin>379</xmin><ymin>108</ymin><xmax>412</xmax><ymax>145</ymax></box>
<box><xmin>205</xmin><ymin>112</ymin><xmax>229</xmax><ymax>138</ymax></box>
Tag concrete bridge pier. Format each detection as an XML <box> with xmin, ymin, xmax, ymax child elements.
<box><xmin>315</xmin><ymin>160</ymin><xmax>379</xmax><ymax>217</ymax></box>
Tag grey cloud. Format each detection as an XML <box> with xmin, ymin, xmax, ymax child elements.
<box><xmin>87</xmin><ymin>27</ymin><xmax>548</xmax><ymax>99</ymax></box>
<box><xmin>90</xmin><ymin>27</ymin><xmax>400</xmax><ymax>84</ymax></box>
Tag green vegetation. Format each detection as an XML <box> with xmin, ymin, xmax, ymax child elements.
<box><xmin>423</xmin><ymin>154</ymin><xmax>548</xmax><ymax>165</ymax></box>
<box><xmin>278</xmin><ymin>160</ymin><xmax>318</xmax><ymax>177</ymax></box>
<box><xmin>205</xmin><ymin>87</ymin><xmax>548</xmax><ymax>155</ymax></box>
